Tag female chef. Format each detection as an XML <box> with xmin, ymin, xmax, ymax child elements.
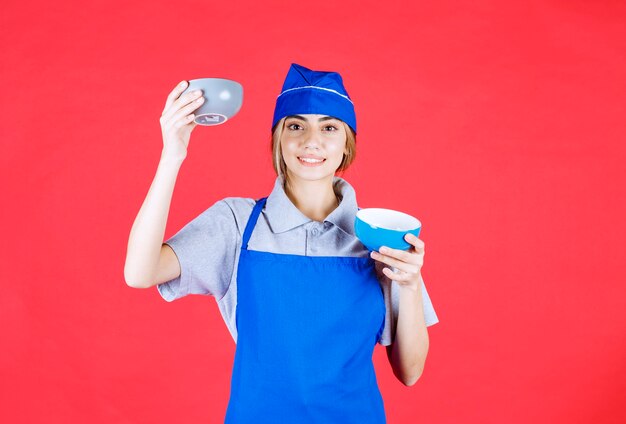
<box><xmin>124</xmin><ymin>62</ymin><xmax>439</xmax><ymax>423</ymax></box>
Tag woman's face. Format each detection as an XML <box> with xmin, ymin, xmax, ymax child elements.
<box><xmin>280</xmin><ymin>114</ymin><xmax>348</xmax><ymax>183</ymax></box>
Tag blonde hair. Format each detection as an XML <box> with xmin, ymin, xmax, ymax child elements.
<box><xmin>270</xmin><ymin>117</ymin><xmax>357</xmax><ymax>179</ymax></box>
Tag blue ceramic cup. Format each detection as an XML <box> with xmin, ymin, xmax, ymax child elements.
<box><xmin>355</xmin><ymin>208</ymin><xmax>421</xmax><ymax>252</ymax></box>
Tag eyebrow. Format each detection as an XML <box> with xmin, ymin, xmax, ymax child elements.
<box><xmin>286</xmin><ymin>114</ymin><xmax>338</xmax><ymax>123</ymax></box>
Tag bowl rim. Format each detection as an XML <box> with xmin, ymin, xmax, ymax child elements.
<box><xmin>356</xmin><ymin>208</ymin><xmax>421</xmax><ymax>231</ymax></box>
<box><xmin>187</xmin><ymin>77</ymin><xmax>243</xmax><ymax>87</ymax></box>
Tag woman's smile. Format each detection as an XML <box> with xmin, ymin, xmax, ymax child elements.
<box><xmin>298</xmin><ymin>154</ymin><xmax>326</xmax><ymax>166</ymax></box>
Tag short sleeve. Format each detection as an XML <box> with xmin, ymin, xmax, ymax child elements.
<box><xmin>377</xmin><ymin>270</ymin><xmax>439</xmax><ymax>346</ymax></box>
<box><xmin>156</xmin><ymin>199</ymin><xmax>238</xmax><ymax>302</ymax></box>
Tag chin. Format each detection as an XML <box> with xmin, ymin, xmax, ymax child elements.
<box><xmin>284</xmin><ymin>157</ymin><xmax>342</xmax><ymax>180</ymax></box>
<box><xmin>286</xmin><ymin>167</ymin><xmax>335</xmax><ymax>182</ymax></box>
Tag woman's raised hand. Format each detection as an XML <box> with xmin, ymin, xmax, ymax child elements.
<box><xmin>159</xmin><ymin>80</ymin><xmax>205</xmax><ymax>162</ymax></box>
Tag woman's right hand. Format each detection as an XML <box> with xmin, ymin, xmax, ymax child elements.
<box><xmin>159</xmin><ymin>80</ymin><xmax>206</xmax><ymax>162</ymax></box>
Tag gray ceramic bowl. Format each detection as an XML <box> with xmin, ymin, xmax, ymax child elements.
<box><xmin>181</xmin><ymin>78</ymin><xmax>243</xmax><ymax>126</ymax></box>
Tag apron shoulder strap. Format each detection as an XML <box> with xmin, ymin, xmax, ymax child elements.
<box><xmin>242</xmin><ymin>197</ymin><xmax>268</xmax><ymax>250</ymax></box>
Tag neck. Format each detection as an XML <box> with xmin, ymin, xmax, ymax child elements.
<box><xmin>283</xmin><ymin>173</ymin><xmax>340</xmax><ymax>222</ymax></box>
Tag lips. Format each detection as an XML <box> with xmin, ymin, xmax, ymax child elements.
<box><xmin>298</xmin><ymin>156</ymin><xmax>325</xmax><ymax>163</ymax></box>
<box><xmin>297</xmin><ymin>156</ymin><xmax>326</xmax><ymax>166</ymax></box>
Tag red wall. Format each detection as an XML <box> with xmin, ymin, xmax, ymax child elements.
<box><xmin>2</xmin><ymin>1</ymin><xmax>625</xmax><ymax>423</ymax></box>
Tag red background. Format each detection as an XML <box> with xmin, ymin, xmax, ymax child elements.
<box><xmin>2</xmin><ymin>1</ymin><xmax>625</xmax><ymax>423</ymax></box>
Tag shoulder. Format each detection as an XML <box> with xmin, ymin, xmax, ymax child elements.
<box><xmin>219</xmin><ymin>196</ymin><xmax>257</xmax><ymax>212</ymax></box>
<box><xmin>186</xmin><ymin>197</ymin><xmax>256</xmax><ymax>229</ymax></box>
<box><xmin>216</xmin><ymin>197</ymin><xmax>258</xmax><ymax>233</ymax></box>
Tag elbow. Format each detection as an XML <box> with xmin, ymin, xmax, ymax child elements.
<box><xmin>125</xmin><ymin>278</ymin><xmax>145</xmax><ymax>289</ymax></box>
<box><xmin>388</xmin><ymin>345</ymin><xmax>428</xmax><ymax>387</ymax></box>
<box><xmin>402</xmin><ymin>373</ymin><xmax>420</xmax><ymax>387</ymax></box>
<box><xmin>399</xmin><ymin>362</ymin><xmax>425</xmax><ymax>387</ymax></box>
<box><xmin>402</xmin><ymin>368</ymin><xmax>424</xmax><ymax>387</ymax></box>
<box><xmin>124</xmin><ymin>267</ymin><xmax>148</xmax><ymax>289</ymax></box>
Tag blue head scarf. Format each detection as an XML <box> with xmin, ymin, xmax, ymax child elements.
<box><xmin>271</xmin><ymin>63</ymin><xmax>357</xmax><ymax>135</ymax></box>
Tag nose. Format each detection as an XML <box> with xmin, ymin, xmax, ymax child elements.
<box><xmin>304</xmin><ymin>129</ymin><xmax>321</xmax><ymax>150</ymax></box>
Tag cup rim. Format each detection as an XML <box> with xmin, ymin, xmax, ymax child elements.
<box><xmin>356</xmin><ymin>208</ymin><xmax>421</xmax><ymax>231</ymax></box>
<box><xmin>187</xmin><ymin>77</ymin><xmax>243</xmax><ymax>87</ymax></box>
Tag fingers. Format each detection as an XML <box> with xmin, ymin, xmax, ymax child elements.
<box><xmin>369</xmin><ymin>236</ymin><xmax>425</xmax><ymax>275</ymax></box>
<box><xmin>378</xmin><ymin>245</ymin><xmax>418</xmax><ymax>264</ymax></box>
<box><xmin>370</xmin><ymin>250</ymin><xmax>421</xmax><ymax>274</ymax></box>
<box><xmin>405</xmin><ymin>233</ymin><xmax>425</xmax><ymax>251</ymax></box>
<box><xmin>172</xmin><ymin>113</ymin><xmax>196</xmax><ymax>129</ymax></box>
<box><xmin>163</xmin><ymin>81</ymin><xmax>189</xmax><ymax>115</ymax></box>
<box><xmin>161</xmin><ymin>81</ymin><xmax>205</xmax><ymax>124</ymax></box>
<box><xmin>160</xmin><ymin>91</ymin><xmax>205</xmax><ymax>131</ymax></box>
<box><xmin>381</xmin><ymin>267</ymin><xmax>420</xmax><ymax>284</ymax></box>
<box><xmin>170</xmin><ymin>96</ymin><xmax>204</xmax><ymax>126</ymax></box>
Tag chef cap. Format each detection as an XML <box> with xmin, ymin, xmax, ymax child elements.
<box><xmin>271</xmin><ymin>63</ymin><xmax>357</xmax><ymax>135</ymax></box>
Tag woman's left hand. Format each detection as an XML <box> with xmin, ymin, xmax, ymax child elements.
<box><xmin>370</xmin><ymin>233</ymin><xmax>424</xmax><ymax>291</ymax></box>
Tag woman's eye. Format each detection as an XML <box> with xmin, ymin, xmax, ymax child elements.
<box><xmin>286</xmin><ymin>123</ymin><xmax>337</xmax><ymax>131</ymax></box>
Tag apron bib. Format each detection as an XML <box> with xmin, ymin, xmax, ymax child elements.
<box><xmin>224</xmin><ymin>197</ymin><xmax>387</xmax><ymax>423</ymax></box>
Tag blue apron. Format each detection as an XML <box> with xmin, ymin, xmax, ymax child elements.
<box><xmin>224</xmin><ymin>197</ymin><xmax>387</xmax><ymax>423</ymax></box>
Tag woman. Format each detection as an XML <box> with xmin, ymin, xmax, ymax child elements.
<box><xmin>124</xmin><ymin>63</ymin><xmax>439</xmax><ymax>423</ymax></box>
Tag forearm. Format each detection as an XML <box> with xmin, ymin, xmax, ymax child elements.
<box><xmin>124</xmin><ymin>155</ymin><xmax>183</xmax><ymax>287</ymax></box>
<box><xmin>389</xmin><ymin>275</ymin><xmax>429</xmax><ymax>386</ymax></box>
